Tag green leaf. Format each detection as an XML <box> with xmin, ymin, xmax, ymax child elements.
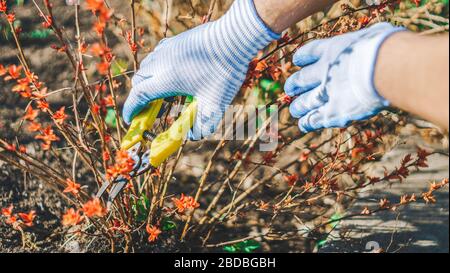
<box><xmin>162</xmin><ymin>219</ymin><xmax>177</xmax><ymax>231</ymax></box>
<box><xmin>185</xmin><ymin>96</ymin><xmax>194</xmax><ymax>103</ymax></box>
<box><xmin>329</xmin><ymin>212</ymin><xmax>343</xmax><ymax>229</ymax></box>
<box><xmin>239</xmin><ymin>240</ymin><xmax>261</xmax><ymax>253</ymax></box>
<box><xmin>111</xmin><ymin>59</ymin><xmax>128</xmax><ymax>77</ymax></box>
<box><xmin>316</xmin><ymin>239</ymin><xmax>328</xmax><ymax>249</ymax></box>
<box><xmin>105</xmin><ymin>108</ymin><xmax>117</xmax><ymax>128</ymax></box>
<box><xmin>28</xmin><ymin>29</ymin><xmax>52</xmax><ymax>39</ymax></box>
<box><xmin>133</xmin><ymin>194</ymin><xmax>150</xmax><ymax>222</ymax></box>
<box><xmin>223</xmin><ymin>240</ymin><xmax>261</xmax><ymax>253</ymax></box>
<box><xmin>260</xmin><ymin>79</ymin><xmax>281</xmax><ymax>94</ymax></box>
<box><xmin>223</xmin><ymin>245</ymin><xmax>238</xmax><ymax>253</ymax></box>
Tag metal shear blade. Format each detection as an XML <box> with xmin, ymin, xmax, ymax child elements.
<box><xmin>96</xmin><ymin>142</ymin><xmax>153</xmax><ymax>207</ymax></box>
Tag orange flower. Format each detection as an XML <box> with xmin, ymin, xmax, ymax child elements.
<box><xmin>85</xmin><ymin>0</ymin><xmax>111</xmax><ymax>22</ymax></box>
<box><xmin>96</xmin><ymin>61</ymin><xmax>110</xmax><ymax>75</ymax></box>
<box><xmin>25</xmin><ymin>70</ymin><xmax>38</xmax><ymax>83</ymax></box>
<box><xmin>267</xmin><ymin>55</ymin><xmax>282</xmax><ymax>81</ymax></box>
<box><xmin>0</xmin><ymin>64</ymin><xmax>7</xmax><ymax>76</ymax></box>
<box><xmin>23</xmin><ymin>106</ymin><xmax>39</xmax><ymax>121</ymax></box>
<box><xmin>101</xmin><ymin>95</ymin><xmax>114</xmax><ymax>107</ymax></box>
<box><xmin>93</xmin><ymin>21</ymin><xmax>106</xmax><ymax>36</ymax></box>
<box><xmin>35</xmin><ymin>126</ymin><xmax>59</xmax><ymax>147</ymax></box>
<box><xmin>115</xmin><ymin>150</ymin><xmax>132</xmax><ymax>164</ymax></box>
<box><xmin>172</xmin><ymin>194</ymin><xmax>200</xmax><ymax>214</ymax></box>
<box><xmin>299</xmin><ymin>151</ymin><xmax>310</xmax><ymax>162</ymax></box>
<box><xmin>5</xmin><ymin>143</ymin><xmax>16</xmax><ymax>152</ymax></box>
<box><xmin>18</xmin><ymin>210</ymin><xmax>36</xmax><ymax>227</ymax></box>
<box><xmin>104</xmin><ymin>134</ymin><xmax>112</xmax><ymax>143</ymax></box>
<box><xmin>82</xmin><ymin>198</ymin><xmax>106</xmax><ymax>218</ymax></box>
<box><xmin>12</xmin><ymin>77</ymin><xmax>31</xmax><ymax>94</ymax></box>
<box><xmin>41</xmin><ymin>142</ymin><xmax>51</xmax><ymax>150</ymax></box>
<box><xmin>6</xmin><ymin>13</ymin><xmax>15</xmax><ymax>23</ymax></box>
<box><xmin>91</xmin><ymin>103</ymin><xmax>101</xmax><ymax>115</ymax></box>
<box><xmin>79</xmin><ymin>41</ymin><xmax>88</xmax><ymax>54</ymax></box>
<box><xmin>32</xmin><ymin>88</ymin><xmax>48</xmax><ymax>100</ymax></box>
<box><xmin>36</xmin><ymin>100</ymin><xmax>50</xmax><ymax>111</ymax></box>
<box><xmin>258</xmin><ymin>201</ymin><xmax>270</xmax><ymax>211</ymax></box>
<box><xmin>90</xmin><ymin>43</ymin><xmax>110</xmax><ymax>57</ymax></box>
<box><xmin>106</xmin><ymin>150</ymin><xmax>135</xmax><ymax>181</ymax></box>
<box><xmin>379</xmin><ymin>198</ymin><xmax>390</xmax><ymax>209</ymax></box>
<box><xmin>19</xmin><ymin>145</ymin><xmax>27</xmax><ymax>153</ymax></box>
<box><xmin>53</xmin><ymin>106</ymin><xmax>67</xmax><ymax>124</ymax></box>
<box><xmin>2</xmin><ymin>205</ymin><xmax>13</xmax><ymax>217</ymax></box>
<box><xmin>361</xmin><ymin>207</ymin><xmax>371</xmax><ymax>215</ymax></box>
<box><xmin>0</xmin><ymin>1</ymin><xmax>7</xmax><ymax>13</ymax></box>
<box><xmin>106</xmin><ymin>164</ymin><xmax>126</xmax><ymax>181</ymax></box>
<box><xmin>172</xmin><ymin>194</ymin><xmax>187</xmax><ymax>213</ymax></box>
<box><xmin>63</xmin><ymin>179</ymin><xmax>81</xmax><ymax>196</ymax></box>
<box><xmin>42</xmin><ymin>15</ymin><xmax>52</xmax><ymax>28</ymax></box>
<box><xmin>422</xmin><ymin>192</ymin><xmax>436</xmax><ymax>204</ymax></box>
<box><xmin>6</xmin><ymin>215</ymin><xmax>17</xmax><ymax>225</ymax></box>
<box><xmin>358</xmin><ymin>16</ymin><xmax>370</xmax><ymax>27</ymax></box>
<box><xmin>102</xmin><ymin>150</ymin><xmax>110</xmax><ymax>161</ymax></box>
<box><xmin>95</xmin><ymin>84</ymin><xmax>107</xmax><ymax>93</ymax></box>
<box><xmin>283</xmin><ymin>174</ymin><xmax>299</xmax><ymax>187</ymax></box>
<box><xmin>5</xmin><ymin>64</ymin><xmax>22</xmax><ymax>80</ymax></box>
<box><xmin>85</xmin><ymin>0</ymin><xmax>104</xmax><ymax>13</ymax></box>
<box><xmin>27</xmin><ymin>121</ymin><xmax>42</xmax><ymax>132</ymax></box>
<box><xmin>146</xmin><ymin>224</ymin><xmax>162</xmax><ymax>243</ymax></box>
<box><xmin>61</xmin><ymin>208</ymin><xmax>83</xmax><ymax>226</ymax></box>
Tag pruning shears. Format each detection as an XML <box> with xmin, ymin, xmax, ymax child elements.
<box><xmin>96</xmin><ymin>98</ymin><xmax>197</xmax><ymax>208</ymax></box>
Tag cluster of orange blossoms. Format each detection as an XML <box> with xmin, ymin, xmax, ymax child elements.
<box><xmin>0</xmin><ymin>0</ymin><xmax>15</xmax><ymax>24</ymax></box>
<box><xmin>171</xmin><ymin>194</ymin><xmax>200</xmax><ymax>214</ymax></box>
<box><xmin>1</xmin><ymin>205</ymin><xmax>36</xmax><ymax>229</ymax></box>
<box><xmin>90</xmin><ymin>43</ymin><xmax>114</xmax><ymax>75</ymax></box>
<box><xmin>361</xmin><ymin>178</ymin><xmax>449</xmax><ymax>215</ymax></box>
<box><xmin>106</xmin><ymin>150</ymin><xmax>135</xmax><ymax>181</ymax></box>
<box><xmin>243</xmin><ymin>55</ymin><xmax>282</xmax><ymax>89</ymax></box>
<box><xmin>61</xmin><ymin>198</ymin><xmax>107</xmax><ymax>227</ymax></box>
<box><xmin>85</xmin><ymin>0</ymin><xmax>114</xmax><ymax>75</ymax></box>
<box><xmin>0</xmin><ymin>62</ymin><xmax>64</xmax><ymax>151</ymax></box>
<box><xmin>82</xmin><ymin>198</ymin><xmax>106</xmax><ymax>218</ymax></box>
<box><xmin>34</xmin><ymin>126</ymin><xmax>60</xmax><ymax>150</ymax></box>
<box><xmin>422</xmin><ymin>178</ymin><xmax>449</xmax><ymax>204</ymax></box>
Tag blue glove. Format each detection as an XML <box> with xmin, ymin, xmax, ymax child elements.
<box><xmin>123</xmin><ymin>0</ymin><xmax>280</xmax><ymax>140</ymax></box>
<box><xmin>285</xmin><ymin>23</ymin><xmax>405</xmax><ymax>133</ymax></box>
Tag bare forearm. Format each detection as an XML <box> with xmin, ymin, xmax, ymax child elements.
<box><xmin>254</xmin><ymin>0</ymin><xmax>335</xmax><ymax>33</ymax></box>
<box><xmin>375</xmin><ymin>32</ymin><xmax>449</xmax><ymax>130</ymax></box>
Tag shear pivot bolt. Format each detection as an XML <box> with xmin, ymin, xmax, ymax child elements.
<box><xmin>143</xmin><ymin>131</ymin><xmax>156</xmax><ymax>141</ymax></box>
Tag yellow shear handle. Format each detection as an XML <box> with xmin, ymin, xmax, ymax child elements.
<box><xmin>121</xmin><ymin>99</ymin><xmax>198</xmax><ymax>168</ymax></box>
<box><xmin>121</xmin><ymin>99</ymin><xmax>164</xmax><ymax>151</ymax></box>
<box><xmin>150</xmin><ymin>101</ymin><xmax>197</xmax><ymax>167</ymax></box>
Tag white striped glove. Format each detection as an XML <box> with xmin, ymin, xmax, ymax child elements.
<box><xmin>286</xmin><ymin>23</ymin><xmax>405</xmax><ymax>132</ymax></box>
<box><xmin>123</xmin><ymin>0</ymin><xmax>280</xmax><ymax>140</ymax></box>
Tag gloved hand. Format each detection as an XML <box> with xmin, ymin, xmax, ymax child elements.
<box><xmin>285</xmin><ymin>23</ymin><xmax>405</xmax><ymax>133</ymax></box>
<box><xmin>123</xmin><ymin>0</ymin><xmax>280</xmax><ymax>140</ymax></box>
